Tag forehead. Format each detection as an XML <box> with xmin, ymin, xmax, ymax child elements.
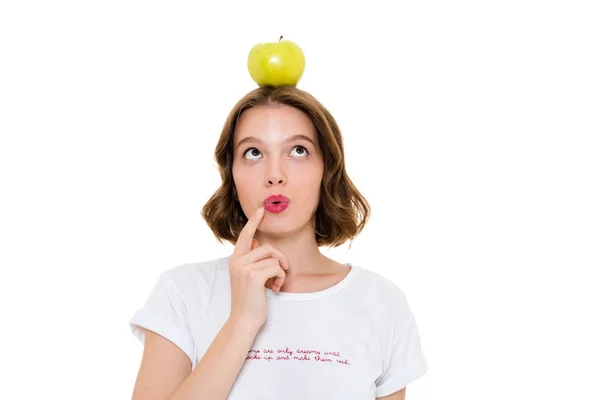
<box><xmin>234</xmin><ymin>104</ymin><xmax>316</xmax><ymax>143</ymax></box>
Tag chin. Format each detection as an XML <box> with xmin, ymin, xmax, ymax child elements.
<box><xmin>260</xmin><ymin>216</ymin><xmax>312</xmax><ymax>236</ymax></box>
<box><xmin>259</xmin><ymin>220</ymin><xmax>293</xmax><ymax>235</ymax></box>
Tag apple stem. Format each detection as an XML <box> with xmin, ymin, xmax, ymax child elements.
<box><xmin>279</xmin><ymin>35</ymin><xmax>283</xmax><ymax>41</ymax></box>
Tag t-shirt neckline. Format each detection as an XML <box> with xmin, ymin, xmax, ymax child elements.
<box><xmin>265</xmin><ymin>262</ymin><xmax>359</xmax><ymax>302</ymax></box>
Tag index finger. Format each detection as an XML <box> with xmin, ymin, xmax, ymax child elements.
<box><xmin>232</xmin><ymin>206</ymin><xmax>265</xmax><ymax>257</ymax></box>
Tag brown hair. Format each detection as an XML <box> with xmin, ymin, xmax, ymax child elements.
<box><xmin>201</xmin><ymin>85</ymin><xmax>371</xmax><ymax>248</ymax></box>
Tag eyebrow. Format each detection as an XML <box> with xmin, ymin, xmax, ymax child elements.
<box><xmin>236</xmin><ymin>134</ymin><xmax>317</xmax><ymax>150</ymax></box>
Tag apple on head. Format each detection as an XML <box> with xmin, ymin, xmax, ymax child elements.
<box><xmin>247</xmin><ymin>36</ymin><xmax>305</xmax><ymax>87</ymax></box>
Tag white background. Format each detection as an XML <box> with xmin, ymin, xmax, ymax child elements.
<box><xmin>1</xmin><ymin>1</ymin><xmax>598</xmax><ymax>399</ymax></box>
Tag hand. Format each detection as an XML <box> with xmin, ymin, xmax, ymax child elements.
<box><xmin>252</xmin><ymin>238</ymin><xmax>284</xmax><ymax>292</ymax></box>
<box><xmin>228</xmin><ymin>207</ymin><xmax>290</xmax><ymax>328</ymax></box>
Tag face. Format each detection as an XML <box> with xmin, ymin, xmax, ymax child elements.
<box><xmin>232</xmin><ymin>104</ymin><xmax>324</xmax><ymax>235</ymax></box>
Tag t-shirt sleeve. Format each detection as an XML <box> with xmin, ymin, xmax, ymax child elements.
<box><xmin>129</xmin><ymin>271</ymin><xmax>195</xmax><ymax>366</ymax></box>
<box><xmin>375</xmin><ymin>291</ymin><xmax>429</xmax><ymax>397</ymax></box>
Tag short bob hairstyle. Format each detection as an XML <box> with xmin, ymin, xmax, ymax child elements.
<box><xmin>201</xmin><ymin>85</ymin><xmax>370</xmax><ymax>249</ymax></box>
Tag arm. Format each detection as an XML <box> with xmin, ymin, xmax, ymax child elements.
<box><xmin>131</xmin><ymin>317</ymin><xmax>259</xmax><ymax>400</ymax></box>
<box><xmin>377</xmin><ymin>387</ymin><xmax>406</xmax><ymax>400</ymax></box>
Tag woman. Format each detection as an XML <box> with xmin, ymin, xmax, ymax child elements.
<box><xmin>129</xmin><ymin>85</ymin><xmax>428</xmax><ymax>399</ymax></box>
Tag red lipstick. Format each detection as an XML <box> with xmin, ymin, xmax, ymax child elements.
<box><xmin>263</xmin><ymin>194</ymin><xmax>290</xmax><ymax>213</ymax></box>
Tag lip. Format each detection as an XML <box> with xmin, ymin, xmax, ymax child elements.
<box><xmin>263</xmin><ymin>194</ymin><xmax>290</xmax><ymax>205</ymax></box>
<box><xmin>263</xmin><ymin>194</ymin><xmax>290</xmax><ymax>214</ymax></box>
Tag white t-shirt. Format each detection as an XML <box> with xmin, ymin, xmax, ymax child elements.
<box><xmin>129</xmin><ymin>256</ymin><xmax>428</xmax><ymax>399</ymax></box>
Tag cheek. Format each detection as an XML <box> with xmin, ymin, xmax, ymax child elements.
<box><xmin>233</xmin><ymin>168</ymin><xmax>255</xmax><ymax>188</ymax></box>
<box><xmin>233</xmin><ymin>173</ymin><xmax>261</xmax><ymax>206</ymax></box>
<box><xmin>298</xmin><ymin>175</ymin><xmax>322</xmax><ymax>200</ymax></box>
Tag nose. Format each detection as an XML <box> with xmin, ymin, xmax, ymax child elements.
<box><xmin>266</xmin><ymin>159</ymin><xmax>286</xmax><ymax>186</ymax></box>
<box><xmin>267</xmin><ymin>177</ymin><xmax>285</xmax><ymax>185</ymax></box>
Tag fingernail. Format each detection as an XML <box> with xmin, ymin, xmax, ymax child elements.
<box><xmin>256</xmin><ymin>207</ymin><xmax>264</xmax><ymax>215</ymax></box>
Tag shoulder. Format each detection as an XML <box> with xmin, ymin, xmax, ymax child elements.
<box><xmin>356</xmin><ymin>266</ymin><xmax>410</xmax><ymax>304</ymax></box>
<box><xmin>160</xmin><ymin>255</ymin><xmax>231</xmax><ymax>298</ymax></box>
<box><xmin>353</xmin><ymin>265</ymin><xmax>416</xmax><ymax>324</ymax></box>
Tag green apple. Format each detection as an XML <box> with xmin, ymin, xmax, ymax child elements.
<box><xmin>247</xmin><ymin>37</ymin><xmax>305</xmax><ymax>87</ymax></box>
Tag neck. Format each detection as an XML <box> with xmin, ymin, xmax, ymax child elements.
<box><xmin>254</xmin><ymin>223</ymin><xmax>331</xmax><ymax>277</ymax></box>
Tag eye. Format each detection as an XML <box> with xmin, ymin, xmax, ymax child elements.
<box><xmin>242</xmin><ymin>145</ymin><xmax>310</xmax><ymax>160</ymax></box>
<box><xmin>290</xmin><ymin>145</ymin><xmax>310</xmax><ymax>157</ymax></box>
<box><xmin>242</xmin><ymin>147</ymin><xmax>262</xmax><ymax>160</ymax></box>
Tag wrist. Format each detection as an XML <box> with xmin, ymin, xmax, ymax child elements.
<box><xmin>226</xmin><ymin>315</ymin><xmax>262</xmax><ymax>336</ymax></box>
